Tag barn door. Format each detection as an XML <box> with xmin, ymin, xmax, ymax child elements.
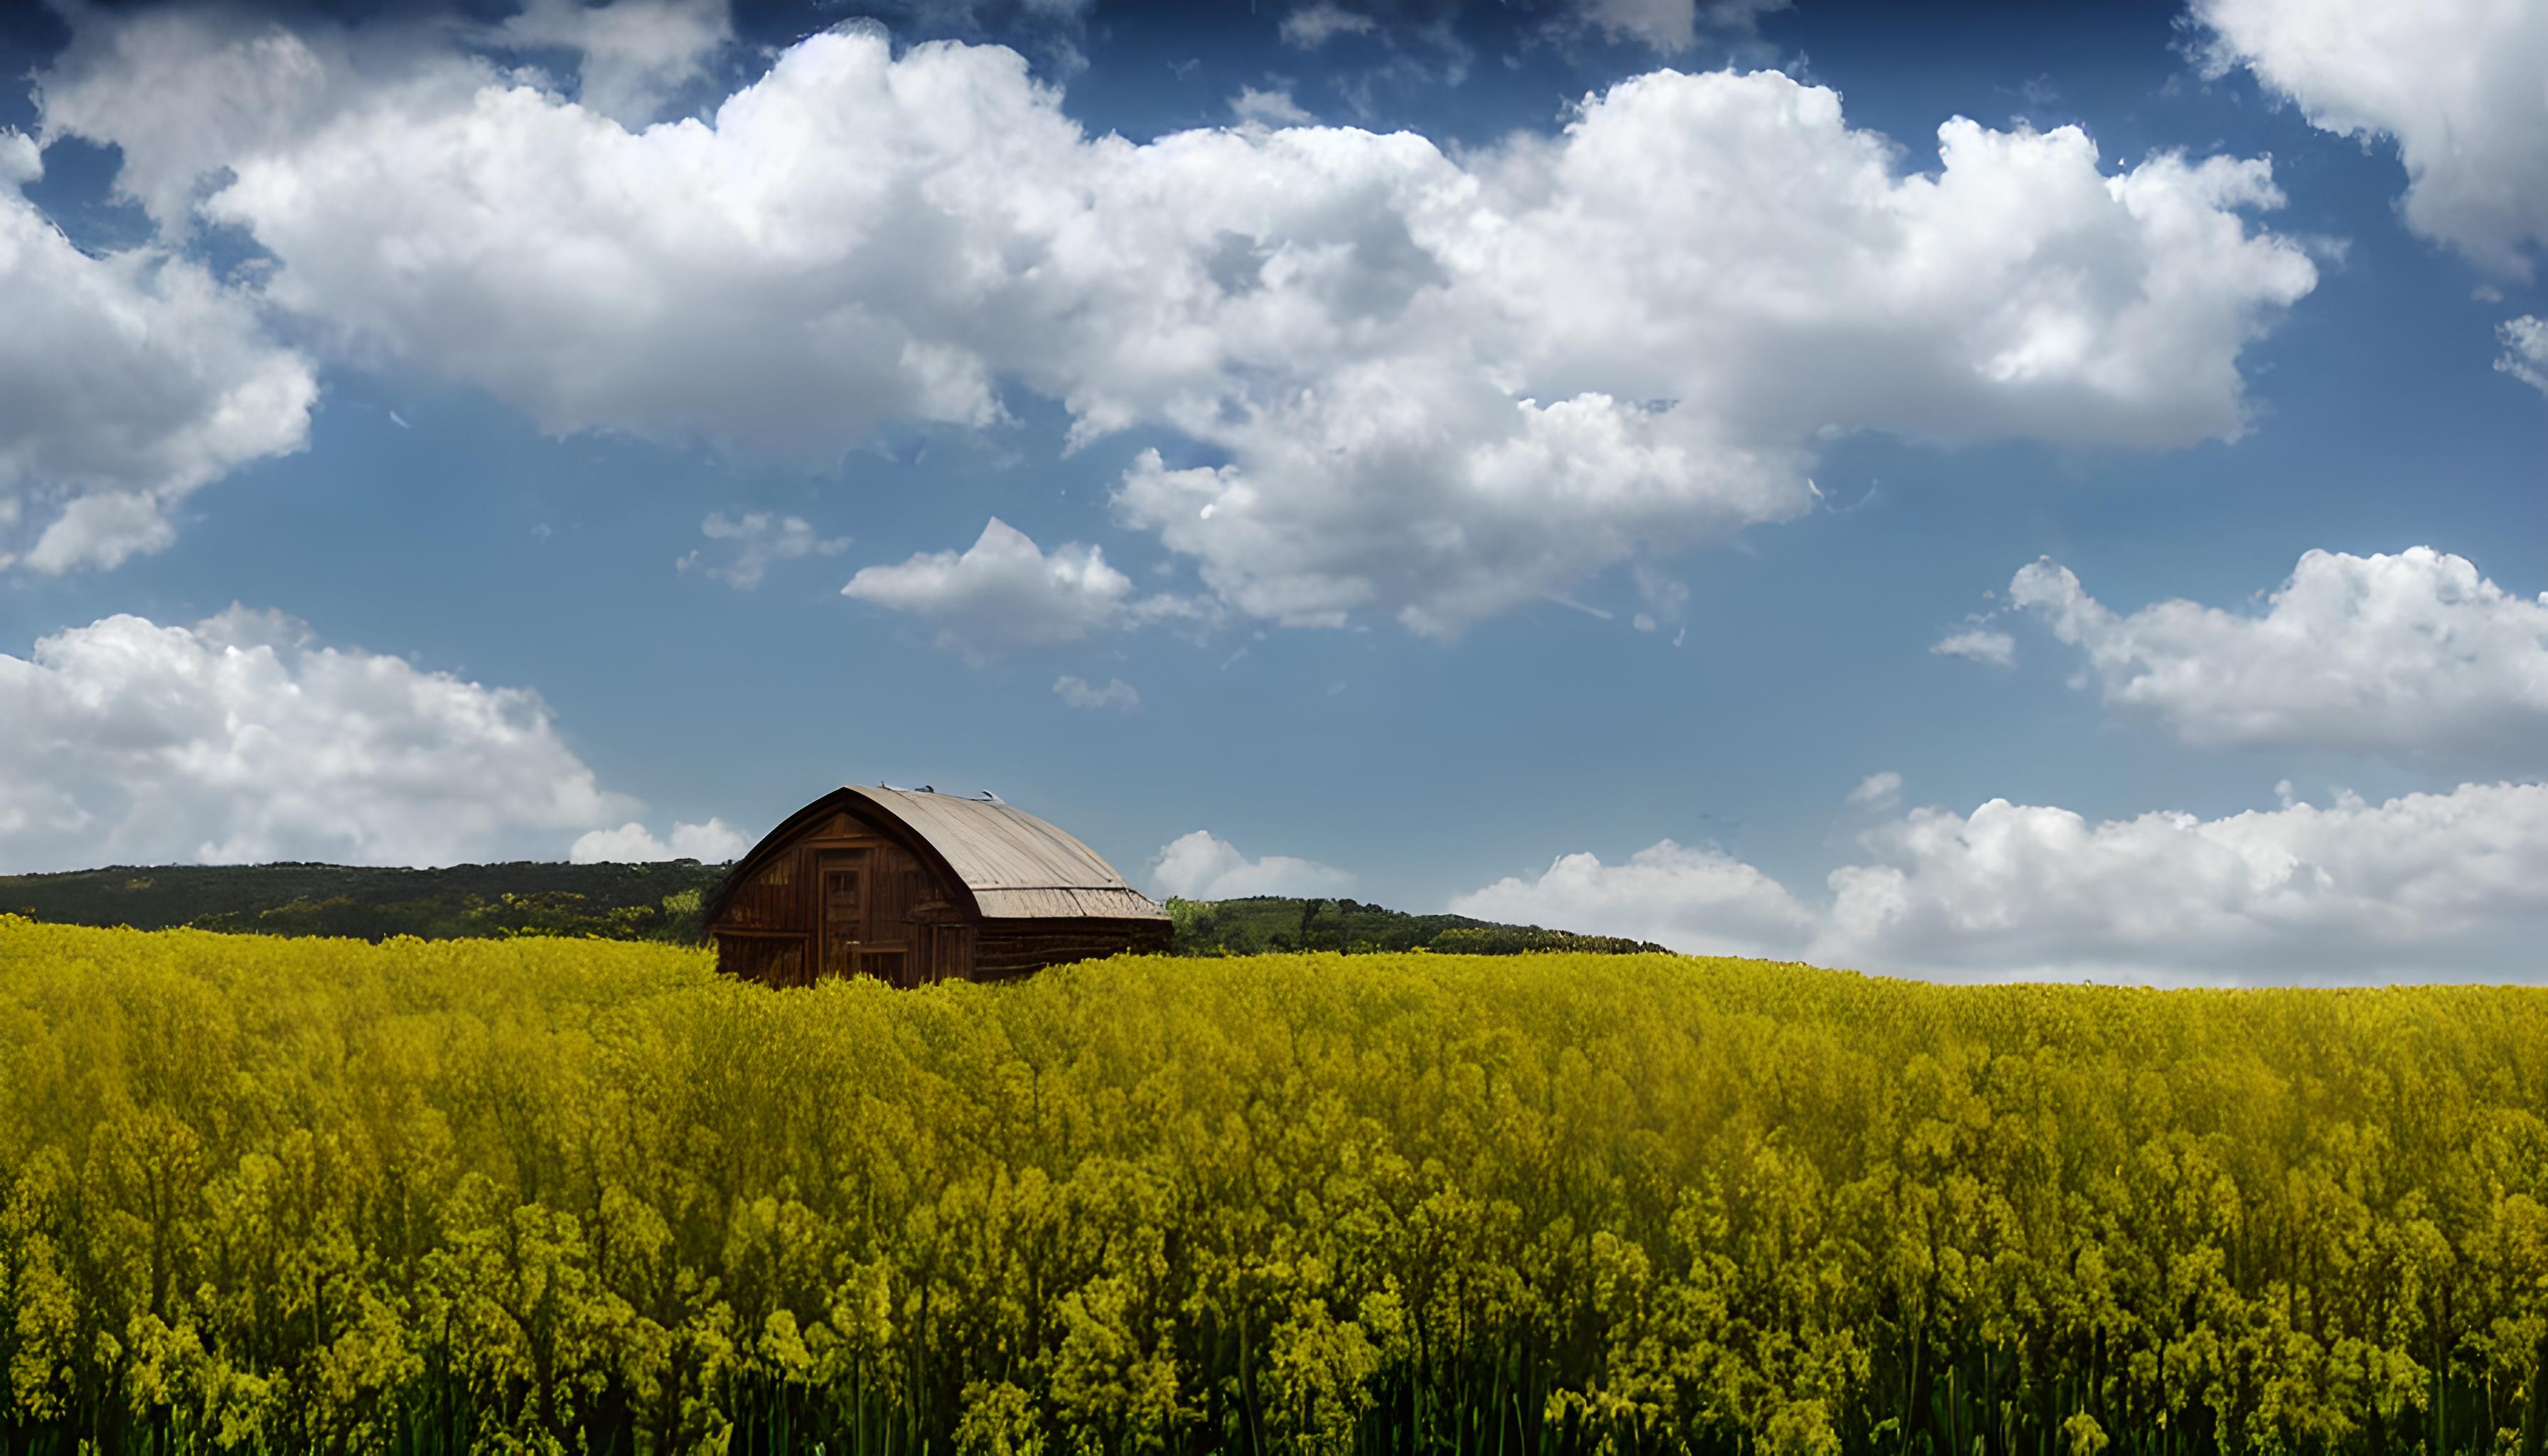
<box><xmin>816</xmin><ymin>848</ymin><xmax>923</xmax><ymax>986</ymax></box>
<box><xmin>860</xmin><ymin>855</ymin><xmax>916</xmax><ymax>987</ymax></box>
<box><xmin>816</xmin><ymin>851</ymin><xmax>867</xmax><ymax>980</ymax></box>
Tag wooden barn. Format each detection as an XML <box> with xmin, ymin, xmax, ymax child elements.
<box><xmin>703</xmin><ymin>785</ymin><xmax>1172</xmax><ymax>987</ymax></box>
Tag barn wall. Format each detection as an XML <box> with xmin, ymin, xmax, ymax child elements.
<box><xmin>712</xmin><ymin>808</ymin><xmax>969</xmax><ymax>987</ymax></box>
<box><xmin>972</xmin><ymin>918</ymin><xmax>1173</xmax><ymax>982</ymax></box>
<box><xmin>713</xmin><ymin>834</ymin><xmax>816</xmax><ymax>986</ymax></box>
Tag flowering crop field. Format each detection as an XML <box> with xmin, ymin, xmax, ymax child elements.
<box><xmin>1</xmin><ymin>917</ymin><xmax>2544</xmax><ymax>1455</ymax></box>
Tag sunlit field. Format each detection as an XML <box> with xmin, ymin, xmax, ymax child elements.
<box><xmin>1</xmin><ymin>917</ymin><xmax>2543</xmax><ymax>1455</ymax></box>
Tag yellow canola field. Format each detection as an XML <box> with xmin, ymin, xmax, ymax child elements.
<box><xmin>0</xmin><ymin>916</ymin><xmax>2544</xmax><ymax>1455</ymax></box>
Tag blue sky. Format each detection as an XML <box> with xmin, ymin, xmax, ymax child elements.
<box><xmin>1</xmin><ymin>0</ymin><xmax>2543</xmax><ymax>982</ymax></box>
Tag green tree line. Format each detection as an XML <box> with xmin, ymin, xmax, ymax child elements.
<box><xmin>0</xmin><ymin>862</ymin><xmax>727</xmax><ymax>944</ymax></box>
<box><xmin>0</xmin><ymin>867</ymin><xmax>1655</xmax><ymax>958</ymax></box>
<box><xmin>0</xmin><ymin>917</ymin><xmax>2541</xmax><ymax>1455</ymax></box>
<box><xmin>1163</xmin><ymin>897</ymin><xmax>1666</xmax><ymax>956</ymax></box>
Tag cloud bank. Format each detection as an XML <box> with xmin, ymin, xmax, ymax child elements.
<box><xmin>0</xmin><ymin>608</ymin><xmax>634</xmax><ymax>872</ymax></box>
<box><xmin>1455</xmin><ymin>781</ymin><xmax>2548</xmax><ymax>985</ymax></box>
<box><xmin>33</xmin><ymin>16</ymin><xmax>2316</xmax><ymax>630</ymax></box>
<box><xmin>1472</xmin><ymin>545</ymin><xmax>2548</xmax><ymax>983</ymax></box>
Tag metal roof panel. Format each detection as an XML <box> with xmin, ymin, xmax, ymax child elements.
<box><xmin>973</xmin><ymin>887</ymin><xmax>1170</xmax><ymax>920</ymax></box>
<box><xmin>840</xmin><ymin>787</ymin><xmax>1168</xmax><ymax>921</ymax></box>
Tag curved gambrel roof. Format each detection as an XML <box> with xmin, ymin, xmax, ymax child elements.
<box><xmin>705</xmin><ymin>785</ymin><xmax>1167</xmax><ymax>926</ymax></box>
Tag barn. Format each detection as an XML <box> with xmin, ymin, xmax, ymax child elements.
<box><xmin>703</xmin><ymin>785</ymin><xmax>1172</xmax><ymax>987</ymax></box>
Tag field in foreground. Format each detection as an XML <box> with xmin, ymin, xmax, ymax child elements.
<box><xmin>0</xmin><ymin>919</ymin><xmax>2543</xmax><ymax>1455</ymax></box>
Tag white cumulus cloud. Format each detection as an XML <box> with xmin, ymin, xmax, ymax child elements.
<box><xmin>1053</xmin><ymin>675</ymin><xmax>1140</xmax><ymax>711</ymax></box>
<box><xmin>35</xmin><ymin>19</ymin><xmax>2318</xmax><ymax>634</ymax></box>
<box><xmin>1449</xmin><ymin>839</ymin><xmax>1818</xmax><ymax>959</ymax></box>
<box><xmin>1149</xmin><ymin>830</ymin><xmax>1354</xmax><ymax>900</ymax></box>
<box><xmin>1814</xmin><ymin>782</ymin><xmax>2548</xmax><ymax>985</ymax></box>
<box><xmin>0</xmin><ymin>607</ymin><xmax>635</xmax><ymax>872</ymax></box>
<box><xmin>488</xmin><ymin>0</ymin><xmax>733</xmax><ymax>126</ymax></box>
<box><xmin>569</xmin><ymin>817</ymin><xmax>749</xmax><ymax>863</ymax></box>
<box><xmin>1846</xmin><ymin>771</ymin><xmax>1902</xmax><ymax>808</ymax></box>
<box><xmin>2193</xmin><ymin>0</ymin><xmax>2548</xmax><ymax>278</ymax></box>
<box><xmin>2498</xmin><ymin>316</ymin><xmax>2548</xmax><ymax>398</ymax></box>
<box><xmin>677</xmin><ymin>510</ymin><xmax>850</xmax><ymax>588</ymax></box>
<box><xmin>2011</xmin><ymin>547</ymin><xmax>2548</xmax><ymax>765</ymax></box>
<box><xmin>0</xmin><ymin>136</ymin><xmax>316</xmax><ymax>573</ymax></box>
<box><xmin>1228</xmin><ymin>84</ymin><xmax>1315</xmax><ymax>127</ymax></box>
<box><xmin>1930</xmin><ymin>626</ymin><xmax>2015</xmax><ymax>666</ymax></box>
<box><xmin>842</xmin><ymin>517</ymin><xmax>1184</xmax><ymax>662</ymax></box>
<box><xmin>1455</xmin><ymin>781</ymin><xmax>2548</xmax><ymax>984</ymax></box>
<box><xmin>1563</xmin><ymin>0</ymin><xmax>1792</xmax><ymax>53</ymax></box>
<box><xmin>1278</xmin><ymin>3</ymin><xmax>1376</xmax><ymax>48</ymax></box>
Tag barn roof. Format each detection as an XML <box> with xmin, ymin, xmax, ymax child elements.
<box><xmin>709</xmin><ymin>785</ymin><xmax>1167</xmax><ymax>924</ymax></box>
<box><xmin>852</xmin><ymin>786</ymin><xmax>1165</xmax><ymax>920</ymax></box>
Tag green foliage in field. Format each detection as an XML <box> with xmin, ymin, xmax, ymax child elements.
<box><xmin>1165</xmin><ymin>896</ymin><xmax>1666</xmax><ymax>956</ymax></box>
<box><xmin>0</xmin><ymin>861</ymin><xmax>727</xmax><ymax>943</ymax></box>
<box><xmin>0</xmin><ymin>918</ymin><xmax>2544</xmax><ymax>1455</ymax></box>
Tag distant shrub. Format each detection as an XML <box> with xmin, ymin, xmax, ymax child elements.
<box><xmin>1425</xmin><ymin>924</ymin><xmax>1669</xmax><ymax>956</ymax></box>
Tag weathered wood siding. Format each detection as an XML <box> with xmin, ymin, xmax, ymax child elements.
<box><xmin>972</xmin><ymin>919</ymin><xmax>1173</xmax><ymax>982</ymax></box>
<box><xmin>712</xmin><ymin>810</ymin><xmax>949</xmax><ymax>989</ymax></box>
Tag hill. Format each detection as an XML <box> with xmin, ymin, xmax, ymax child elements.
<box><xmin>1162</xmin><ymin>894</ymin><xmax>1667</xmax><ymax>955</ymax></box>
<box><xmin>0</xmin><ymin>860</ymin><xmax>728</xmax><ymax>943</ymax></box>
<box><xmin>0</xmin><ymin>862</ymin><xmax>1666</xmax><ymax>956</ymax></box>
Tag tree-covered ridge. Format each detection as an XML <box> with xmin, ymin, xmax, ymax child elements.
<box><xmin>1164</xmin><ymin>894</ymin><xmax>1669</xmax><ymax>956</ymax></box>
<box><xmin>1</xmin><ymin>918</ymin><xmax>2542</xmax><ymax>1455</ymax></box>
<box><xmin>0</xmin><ymin>860</ymin><xmax>729</xmax><ymax>942</ymax></box>
<box><xmin>0</xmin><ymin>864</ymin><xmax>1660</xmax><ymax>956</ymax></box>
